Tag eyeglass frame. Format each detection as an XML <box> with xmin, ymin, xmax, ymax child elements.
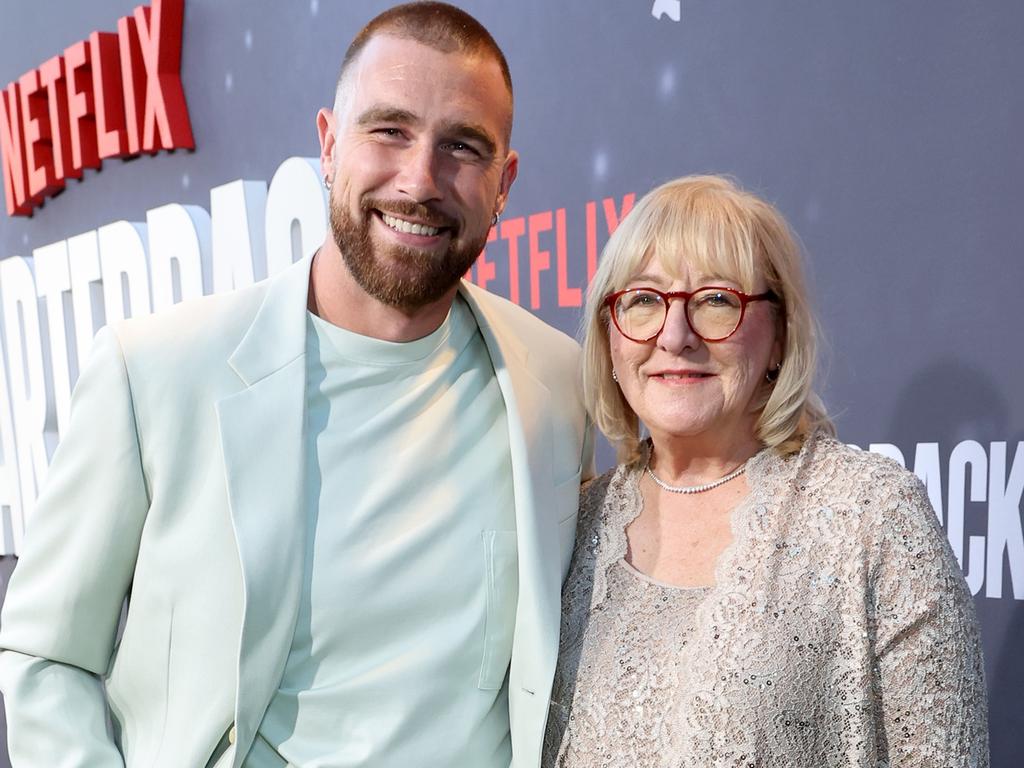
<box><xmin>603</xmin><ymin>285</ymin><xmax>779</xmax><ymax>343</ymax></box>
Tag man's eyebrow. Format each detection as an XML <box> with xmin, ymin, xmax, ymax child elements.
<box><xmin>355</xmin><ymin>106</ymin><xmax>419</xmax><ymax>127</ymax></box>
<box><xmin>439</xmin><ymin>121</ymin><xmax>498</xmax><ymax>156</ymax></box>
<box><xmin>355</xmin><ymin>106</ymin><xmax>499</xmax><ymax>157</ymax></box>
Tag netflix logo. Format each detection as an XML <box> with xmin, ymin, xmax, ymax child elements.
<box><xmin>0</xmin><ymin>0</ymin><xmax>193</xmax><ymax>217</ymax></box>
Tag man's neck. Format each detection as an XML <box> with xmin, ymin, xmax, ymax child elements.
<box><xmin>307</xmin><ymin>245</ymin><xmax>458</xmax><ymax>343</ymax></box>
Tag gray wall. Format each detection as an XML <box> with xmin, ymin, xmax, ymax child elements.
<box><xmin>0</xmin><ymin>1</ymin><xmax>1021</xmax><ymax>764</ymax></box>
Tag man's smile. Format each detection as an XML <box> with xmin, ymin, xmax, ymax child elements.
<box><xmin>379</xmin><ymin>211</ymin><xmax>443</xmax><ymax>237</ymax></box>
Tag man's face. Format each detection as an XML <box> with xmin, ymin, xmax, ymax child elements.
<box><xmin>321</xmin><ymin>35</ymin><xmax>517</xmax><ymax>311</ymax></box>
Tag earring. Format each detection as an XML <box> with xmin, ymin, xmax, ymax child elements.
<box><xmin>491</xmin><ymin>211</ymin><xmax>500</xmax><ymax>227</ymax></box>
<box><xmin>612</xmin><ymin>369</ymin><xmax>619</xmax><ymax>383</ymax></box>
<box><xmin>323</xmin><ymin>175</ymin><xmax>332</xmax><ymax>190</ymax></box>
<box><xmin>765</xmin><ymin>362</ymin><xmax>782</xmax><ymax>382</ymax></box>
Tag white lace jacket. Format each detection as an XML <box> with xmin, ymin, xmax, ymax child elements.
<box><xmin>544</xmin><ymin>432</ymin><xmax>989</xmax><ymax>767</ymax></box>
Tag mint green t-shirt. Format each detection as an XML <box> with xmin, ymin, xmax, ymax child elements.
<box><xmin>251</xmin><ymin>296</ymin><xmax>517</xmax><ymax>767</ymax></box>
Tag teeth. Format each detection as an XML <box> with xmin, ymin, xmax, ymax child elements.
<box><xmin>382</xmin><ymin>213</ymin><xmax>440</xmax><ymax>237</ymax></box>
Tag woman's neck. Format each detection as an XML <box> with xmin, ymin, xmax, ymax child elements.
<box><xmin>647</xmin><ymin>429</ymin><xmax>764</xmax><ymax>486</ymax></box>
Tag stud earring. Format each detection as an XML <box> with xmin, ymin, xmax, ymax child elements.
<box><xmin>612</xmin><ymin>369</ymin><xmax>619</xmax><ymax>383</ymax></box>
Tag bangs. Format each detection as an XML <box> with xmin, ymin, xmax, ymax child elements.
<box><xmin>649</xmin><ymin>188</ymin><xmax>764</xmax><ymax>293</ymax></box>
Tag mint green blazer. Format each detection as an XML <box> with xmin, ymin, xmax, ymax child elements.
<box><xmin>0</xmin><ymin>255</ymin><xmax>594</xmax><ymax>767</ymax></box>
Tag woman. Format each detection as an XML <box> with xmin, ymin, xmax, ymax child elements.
<box><xmin>543</xmin><ymin>176</ymin><xmax>988</xmax><ymax>766</ymax></box>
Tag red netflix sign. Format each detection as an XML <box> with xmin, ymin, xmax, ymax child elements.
<box><xmin>0</xmin><ymin>0</ymin><xmax>193</xmax><ymax>217</ymax></box>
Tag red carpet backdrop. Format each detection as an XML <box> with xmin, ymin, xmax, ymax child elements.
<box><xmin>0</xmin><ymin>1</ymin><xmax>1021</xmax><ymax>763</ymax></box>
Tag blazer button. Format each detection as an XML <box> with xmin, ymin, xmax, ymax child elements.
<box><xmin>228</xmin><ymin>725</ymin><xmax>237</xmax><ymax>745</ymax></box>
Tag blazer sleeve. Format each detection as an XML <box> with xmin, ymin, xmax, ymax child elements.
<box><xmin>0</xmin><ymin>326</ymin><xmax>150</xmax><ymax>766</ymax></box>
<box><xmin>870</xmin><ymin>471</ymin><xmax>989</xmax><ymax>767</ymax></box>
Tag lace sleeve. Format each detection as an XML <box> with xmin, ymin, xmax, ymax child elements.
<box><xmin>870</xmin><ymin>470</ymin><xmax>989</xmax><ymax>767</ymax></box>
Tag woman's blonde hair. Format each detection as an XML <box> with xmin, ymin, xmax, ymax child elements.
<box><xmin>582</xmin><ymin>175</ymin><xmax>833</xmax><ymax>464</ymax></box>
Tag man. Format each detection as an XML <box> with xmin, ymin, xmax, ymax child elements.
<box><xmin>0</xmin><ymin>3</ymin><xmax>592</xmax><ymax>766</ymax></box>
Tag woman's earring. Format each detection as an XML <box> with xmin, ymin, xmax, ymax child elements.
<box><xmin>491</xmin><ymin>211</ymin><xmax>500</xmax><ymax>227</ymax></box>
<box><xmin>612</xmin><ymin>369</ymin><xmax>619</xmax><ymax>383</ymax></box>
<box><xmin>765</xmin><ymin>362</ymin><xmax>782</xmax><ymax>382</ymax></box>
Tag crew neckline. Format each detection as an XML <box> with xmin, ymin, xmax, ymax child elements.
<box><xmin>307</xmin><ymin>294</ymin><xmax>475</xmax><ymax>366</ymax></box>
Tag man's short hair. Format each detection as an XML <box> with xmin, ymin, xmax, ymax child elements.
<box><xmin>336</xmin><ymin>2</ymin><xmax>513</xmax><ymax>103</ymax></box>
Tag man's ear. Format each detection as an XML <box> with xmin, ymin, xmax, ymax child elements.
<box><xmin>494</xmin><ymin>149</ymin><xmax>519</xmax><ymax>216</ymax></box>
<box><xmin>317</xmin><ymin>108</ymin><xmax>337</xmax><ymax>181</ymax></box>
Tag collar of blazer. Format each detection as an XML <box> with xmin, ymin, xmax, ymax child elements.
<box><xmin>225</xmin><ymin>258</ymin><xmax>535</xmax><ymax>385</ymax></box>
<box><xmin>217</xmin><ymin>255</ymin><xmax>561</xmax><ymax>766</ymax></box>
<box><xmin>227</xmin><ymin>256</ymin><xmax>312</xmax><ymax>386</ymax></box>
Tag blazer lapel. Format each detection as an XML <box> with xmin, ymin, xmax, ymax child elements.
<box><xmin>458</xmin><ymin>284</ymin><xmax>561</xmax><ymax>741</ymax></box>
<box><xmin>216</xmin><ymin>255</ymin><xmax>313</xmax><ymax>765</ymax></box>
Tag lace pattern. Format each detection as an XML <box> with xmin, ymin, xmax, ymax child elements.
<box><xmin>553</xmin><ymin>558</ymin><xmax>710</xmax><ymax>767</ymax></box>
<box><xmin>543</xmin><ymin>432</ymin><xmax>989</xmax><ymax>767</ymax></box>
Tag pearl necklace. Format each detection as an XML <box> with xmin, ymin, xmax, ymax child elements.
<box><xmin>645</xmin><ymin>457</ymin><xmax>749</xmax><ymax>494</ymax></box>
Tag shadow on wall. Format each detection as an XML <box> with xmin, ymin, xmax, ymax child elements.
<box><xmin>888</xmin><ymin>358</ymin><xmax>1023</xmax><ymax>767</ymax></box>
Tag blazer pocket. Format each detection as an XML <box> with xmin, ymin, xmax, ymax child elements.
<box><xmin>478</xmin><ymin>530</ymin><xmax>518</xmax><ymax>690</ymax></box>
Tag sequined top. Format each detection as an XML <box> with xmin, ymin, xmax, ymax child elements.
<box><xmin>544</xmin><ymin>432</ymin><xmax>989</xmax><ymax>767</ymax></box>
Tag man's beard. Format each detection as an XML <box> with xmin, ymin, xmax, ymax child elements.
<box><xmin>330</xmin><ymin>196</ymin><xmax>486</xmax><ymax>311</ymax></box>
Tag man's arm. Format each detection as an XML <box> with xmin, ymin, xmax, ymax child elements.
<box><xmin>0</xmin><ymin>327</ymin><xmax>150</xmax><ymax>766</ymax></box>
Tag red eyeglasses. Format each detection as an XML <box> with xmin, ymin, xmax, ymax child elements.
<box><xmin>604</xmin><ymin>286</ymin><xmax>778</xmax><ymax>343</ymax></box>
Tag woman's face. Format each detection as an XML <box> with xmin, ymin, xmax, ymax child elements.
<box><xmin>609</xmin><ymin>255</ymin><xmax>782</xmax><ymax>447</ymax></box>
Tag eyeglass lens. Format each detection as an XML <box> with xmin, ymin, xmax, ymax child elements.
<box><xmin>614</xmin><ymin>288</ymin><xmax>743</xmax><ymax>341</ymax></box>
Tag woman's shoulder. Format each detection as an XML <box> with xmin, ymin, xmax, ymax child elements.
<box><xmin>579</xmin><ymin>462</ymin><xmax>639</xmax><ymax>516</ymax></box>
<box><xmin>572</xmin><ymin>462</ymin><xmax>642</xmax><ymax>547</ymax></box>
<box><xmin>789</xmin><ymin>430</ymin><xmax>927</xmax><ymax>503</ymax></box>
<box><xmin>779</xmin><ymin>431</ymin><xmax>944</xmax><ymax>560</ymax></box>
<box><xmin>579</xmin><ymin>467</ymin><xmax>616</xmax><ymax>507</ymax></box>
